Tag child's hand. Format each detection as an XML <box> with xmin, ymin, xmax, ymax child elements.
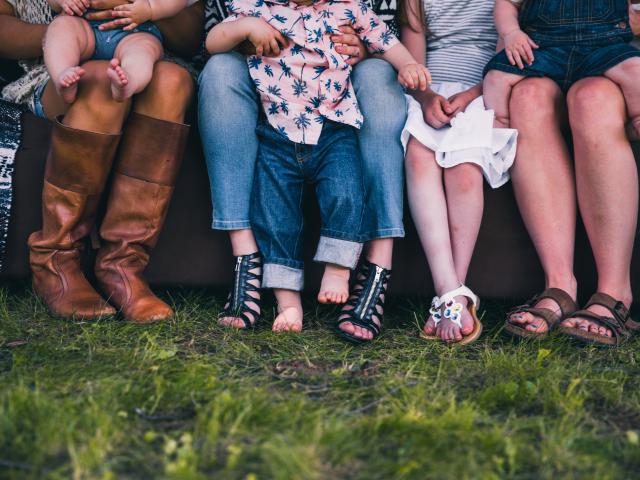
<box><xmin>61</xmin><ymin>0</ymin><xmax>90</xmax><ymax>16</ymax></box>
<box><xmin>502</xmin><ymin>28</ymin><xmax>539</xmax><ymax>69</ymax></box>
<box><xmin>398</xmin><ymin>63</ymin><xmax>432</xmax><ymax>91</ymax></box>
<box><xmin>245</xmin><ymin>17</ymin><xmax>288</xmax><ymax>57</ymax></box>
<box><xmin>447</xmin><ymin>89</ymin><xmax>479</xmax><ymax>117</ymax></box>
<box><xmin>110</xmin><ymin>0</ymin><xmax>152</xmax><ymax>30</ymax></box>
<box><xmin>420</xmin><ymin>92</ymin><xmax>454</xmax><ymax>129</ymax></box>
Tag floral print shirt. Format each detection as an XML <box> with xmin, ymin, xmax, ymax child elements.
<box><xmin>223</xmin><ymin>0</ymin><xmax>399</xmax><ymax>144</ymax></box>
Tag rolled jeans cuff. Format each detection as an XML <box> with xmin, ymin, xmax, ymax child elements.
<box><xmin>263</xmin><ymin>263</ymin><xmax>304</xmax><ymax>291</ymax></box>
<box><xmin>314</xmin><ymin>236</ymin><xmax>363</xmax><ymax>270</ymax></box>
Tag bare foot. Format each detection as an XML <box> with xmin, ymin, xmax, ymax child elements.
<box><xmin>273</xmin><ymin>306</ymin><xmax>303</xmax><ymax>333</ymax></box>
<box><xmin>435</xmin><ymin>296</ymin><xmax>475</xmax><ymax>343</ymax></box>
<box><xmin>318</xmin><ymin>265</ymin><xmax>350</xmax><ymax>304</ymax></box>
<box><xmin>559</xmin><ymin>294</ymin><xmax>632</xmax><ymax>339</ymax></box>
<box><xmin>107</xmin><ymin>59</ymin><xmax>134</xmax><ymax>102</ymax></box>
<box><xmin>508</xmin><ymin>297</ymin><xmax>560</xmax><ymax>334</ymax></box>
<box><xmin>56</xmin><ymin>66</ymin><xmax>85</xmax><ymax>104</ymax></box>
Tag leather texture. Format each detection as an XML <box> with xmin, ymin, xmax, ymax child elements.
<box><xmin>95</xmin><ymin>113</ymin><xmax>189</xmax><ymax>324</ymax></box>
<box><xmin>28</xmin><ymin>118</ymin><xmax>121</xmax><ymax>319</ymax></box>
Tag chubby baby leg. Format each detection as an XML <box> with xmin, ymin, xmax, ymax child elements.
<box><xmin>483</xmin><ymin>70</ymin><xmax>527</xmax><ymax>128</ymax></box>
<box><xmin>318</xmin><ymin>264</ymin><xmax>351</xmax><ymax>304</ymax></box>
<box><xmin>604</xmin><ymin>58</ymin><xmax>640</xmax><ymax>140</ymax></box>
<box><xmin>44</xmin><ymin>15</ymin><xmax>96</xmax><ymax>104</ymax></box>
<box><xmin>273</xmin><ymin>289</ymin><xmax>304</xmax><ymax>333</ymax></box>
<box><xmin>109</xmin><ymin>32</ymin><xmax>163</xmax><ymax>102</ymax></box>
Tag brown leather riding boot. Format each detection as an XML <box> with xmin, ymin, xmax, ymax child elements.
<box><xmin>28</xmin><ymin>118</ymin><xmax>121</xmax><ymax>319</ymax></box>
<box><xmin>95</xmin><ymin>113</ymin><xmax>189</xmax><ymax>324</ymax></box>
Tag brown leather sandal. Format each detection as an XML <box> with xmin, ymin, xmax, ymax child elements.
<box><xmin>558</xmin><ymin>293</ymin><xmax>640</xmax><ymax>347</ymax></box>
<box><xmin>504</xmin><ymin>288</ymin><xmax>578</xmax><ymax>339</ymax></box>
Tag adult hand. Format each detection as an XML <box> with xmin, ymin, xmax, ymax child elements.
<box><xmin>331</xmin><ymin>25</ymin><xmax>367</xmax><ymax>66</ymax></box>
<box><xmin>85</xmin><ymin>0</ymin><xmax>132</xmax><ymax>28</ymax></box>
<box><xmin>502</xmin><ymin>28</ymin><xmax>538</xmax><ymax>69</ymax></box>
<box><xmin>419</xmin><ymin>91</ymin><xmax>454</xmax><ymax>129</ymax></box>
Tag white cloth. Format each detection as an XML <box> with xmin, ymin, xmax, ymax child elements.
<box><xmin>401</xmin><ymin>82</ymin><xmax>518</xmax><ymax>189</ymax></box>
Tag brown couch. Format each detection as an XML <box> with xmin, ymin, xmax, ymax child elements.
<box><xmin>3</xmin><ymin>112</ymin><xmax>640</xmax><ymax>301</ymax></box>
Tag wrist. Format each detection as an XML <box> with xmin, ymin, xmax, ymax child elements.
<box><xmin>500</xmin><ymin>26</ymin><xmax>521</xmax><ymax>38</ymax></box>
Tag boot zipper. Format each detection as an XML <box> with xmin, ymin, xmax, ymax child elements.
<box><xmin>361</xmin><ymin>266</ymin><xmax>383</xmax><ymax>320</ymax></box>
<box><xmin>233</xmin><ymin>256</ymin><xmax>242</xmax><ymax>311</ymax></box>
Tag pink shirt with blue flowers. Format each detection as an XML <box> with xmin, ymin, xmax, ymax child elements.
<box><xmin>223</xmin><ymin>0</ymin><xmax>399</xmax><ymax>144</ymax></box>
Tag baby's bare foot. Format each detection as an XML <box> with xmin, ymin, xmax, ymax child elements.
<box><xmin>56</xmin><ymin>67</ymin><xmax>85</xmax><ymax>104</ymax></box>
<box><xmin>273</xmin><ymin>306</ymin><xmax>303</xmax><ymax>333</ymax></box>
<box><xmin>318</xmin><ymin>266</ymin><xmax>350</xmax><ymax>304</ymax></box>
<box><xmin>107</xmin><ymin>59</ymin><xmax>134</xmax><ymax>102</ymax></box>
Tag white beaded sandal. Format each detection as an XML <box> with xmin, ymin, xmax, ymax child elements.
<box><xmin>420</xmin><ymin>285</ymin><xmax>483</xmax><ymax>345</ymax></box>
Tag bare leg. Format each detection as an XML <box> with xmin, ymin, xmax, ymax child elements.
<box><xmin>405</xmin><ymin>139</ymin><xmax>475</xmax><ymax>342</ymax></box>
<box><xmin>444</xmin><ymin>163</ymin><xmax>484</xmax><ymax>283</ymax></box>
<box><xmin>365</xmin><ymin>239</ymin><xmax>394</xmax><ymax>270</ymax></box>
<box><xmin>318</xmin><ymin>264</ymin><xmax>350</xmax><ymax>304</ymax></box>
<box><xmin>603</xmin><ymin>58</ymin><xmax>640</xmax><ymax>140</ymax></box>
<box><xmin>483</xmin><ymin>70</ymin><xmax>526</xmax><ymax>128</ymax></box>
<box><xmin>561</xmin><ymin>77</ymin><xmax>637</xmax><ymax>338</ymax></box>
<box><xmin>506</xmin><ymin>78</ymin><xmax>578</xmax><ymax>334</ymax></box>
<box><xmin>41</xmin><ymin>60</ymin><xmax>130</xmax><ymax>134</ymax></box>
<box><xmin>109</xmin><ymin>33</ymin><xmax>163</xmax><ymax>102</ymax></box>
<box><xmin>43</xmin><ymin>15</ymin><xmax>95</xmax><ymax>104</ymax></box>
<box><xmin>273</xmin><ymin>289</ymin><xmax>304</xmax><ymax>333</ymax></box>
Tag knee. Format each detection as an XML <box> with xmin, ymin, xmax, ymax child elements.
<box><xmin>199</xmin><ymin>52</ymin><xmax>249</xmax><ymax>99</ymax></box>
<box><xmin>510</xmin><ymin>78</ymin><xmax>563</xmax><ymax>128</ymax></box>
<box><xmin>147</xmin><ymin>62</ymin><xmax>194</xmax><ymax>107</ymax></box>
<box><xmin>75</xmin><ymin>61</ymin><xmax>129</xmax><ymax>121</ymax></box>
<box><xmin>353</xmin><ymin>59</ymin><xmax>406</xmax><ymax>132</ymax></box>
<box><xmin>567</xmin><ymin>78</ymin><xmax>625</xmax><ymax>135</ymax></box>
<box><xmin>444</xmin><ymin>163</ymin><xmax>483</xmax><ymax>194</ymax></box>
<box><xmin>405</xmin><ymin>139</ymin><xmax>436</xmax><ymax>177</ymax></box>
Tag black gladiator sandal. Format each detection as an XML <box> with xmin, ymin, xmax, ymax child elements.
<box><xmin>218</xmin><ymin>253</ymin><xmax>263</xmax><ymax>330</ymax></box>
<box><xmin>336</xmin><ymin>261</ymin><xmax>391</xmax><ymax>344</ymax></box>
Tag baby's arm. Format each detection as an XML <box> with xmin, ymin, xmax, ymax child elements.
<box><xmin>495</xmin><ymin>0</ymin><xmax>539</xmax><ymax>68</ymax></box>
<box><xmin>206</xmin><ymin>16</ymin><xmax>287</xmax><ymax>57</ymax></box>
<box><xmin>352</xmin><ymin>6</ymin><xmax>430</xmax><ymax>90</ymax></box>
<box><xmin>48</xmin><ymin>0</ymin><xmax>89</xmax><ymax>16</ymax></box>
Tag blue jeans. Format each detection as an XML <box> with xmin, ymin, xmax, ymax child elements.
<box><xmin>198</xmin><ymin>53</ymin><xmax>407</xmax><ymax>240</ymax></box>
<box><xmin>251</xmin><ymin>120</ymin><xmax>364</xmax><ymax>291</ymax></box>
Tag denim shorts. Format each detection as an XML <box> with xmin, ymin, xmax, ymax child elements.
<box><xmin>484</xmin><ymin>43</ymin><xmax>640</xmax><ymax>91</ymax></box>
<box><xmin>33</xmin><ymin>80</ymin><xmax>47</xmax><ymax>118</ymax></box>
<box><xmin>88</xmin><ymin>15</ymin><xmax>163</xmax><ymax>60</ymax></box>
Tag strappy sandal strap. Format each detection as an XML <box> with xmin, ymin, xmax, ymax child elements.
<box><xmin>336</xmin><ymin>261</ymin><xmax>391</xmax><ymax>343</ymax></box>
<box><xmin>219</xmin><ymin>253</ymin><xmax>263</xmax><ymax>330</ymax></box>
<box><xmin>429</xmin><ymin>285</ymin><xmax>479</xmax><ymax>329</ymax></box>
<box><xmin>507</xmin><ymin>287</ymin><xmax>578</xmax><ymax>330</ymax></box>
<box><xmin>562</xmin><ymin>292</ymin><xmax>639</xmax><ymax>346</ymax></box>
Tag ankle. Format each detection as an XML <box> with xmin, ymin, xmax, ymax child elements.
<box><xmin>229</xmin><ymin>229</ymin><xmax>259</xmax><ymax>256</ymax></box>
<box><xmin>596</xmin><ymin>283</ymin><xmax>633</xmax><ymax>308</ymax></box>
<box><xmin>365</xmin><ymin>239</ymin><xmax>393</xmax><ymax>270</ymax></box>
<box><xmin>545</xmin><ymin>273</ymin><xmax>577</xmax><ymax>298</ymax></box>
<box><xmin>274</xmin><ymin>288</ymin><xmax>302</xmax><ymax>310</ymax></box>
<box><xmin>323</xmin><ymin>264</ymin><xmax>350</xmax><ymax>279</ymax></box>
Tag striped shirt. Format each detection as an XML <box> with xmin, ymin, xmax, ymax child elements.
<box><xmin>423</xmin><ymin>0</ymin><xmax>498</xmax><ymax>85</ymax></box>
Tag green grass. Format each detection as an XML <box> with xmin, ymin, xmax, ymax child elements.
<box><xmin>1</xmin><ymin>284</ymin><xmax>640</xmax><ymax>479</ymax></box>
